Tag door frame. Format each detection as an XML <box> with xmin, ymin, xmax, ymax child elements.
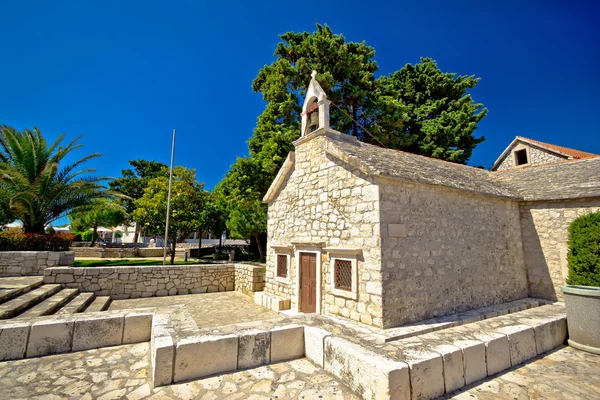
<box><xmin>295</xmin><ymin>247</ymin><xmax>322</xmax><ymax>314</ymax></box>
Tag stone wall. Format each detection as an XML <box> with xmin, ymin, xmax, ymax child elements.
<box><xmin>43</xmin><ymin>262</ymin><xmax>264</xmax><ymax>299</ymax></box>
<box><xmin>379</xmin><ymin>178</ymin><xmax>529</xmax><ymax>328</ymax></box>
<box><xmin>70</xmin><ymin>247</ymin><xmax>183</xmax><ymax>259</ymax></box>
<box><xmin>519</xmin><ymin>198</ymin><xmax>600</xmax><ymax>300</ymax></box>
<box><xmin>265</xmin><ymin>133</ymin><xmax>384</xmax><ymax>327</ymax></box>
<box><xmin>0</xmin><ymin>251</ymin><xmax>74</xmax><ymax>277</ymax></box>
<box><xmin>234</xmin><ymin>263</ymin><xmax>265</xmax><ymax>296</ymax></box>
<box><xmin>496</xmin><ymin>143</ymin><xmax>565</xmax><ymax>171</ymax></box>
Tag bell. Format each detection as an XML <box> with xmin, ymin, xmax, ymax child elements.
<box><xmin>309</xmin><ymin>111</ymin><xmax>319</xmax><ymax>132</ymax></box>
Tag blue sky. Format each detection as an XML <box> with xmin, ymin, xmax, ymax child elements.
<box><xmin>1</xmin><ymin>1</ymin><xmax>598</xmax><ymax>208</ymax></box>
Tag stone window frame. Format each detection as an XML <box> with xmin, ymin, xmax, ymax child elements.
<box><xmin>275</xmin><ymin>253</ymin><xmax>290</xmax><ymax>283</ymax></box>
<box><xmin>513</xmin><ymin>147</ymin><xmax>531</xmax><ymax>167</ymax></box>
<box><xmin>324</xmin><ymin>248</ymin><xmax>360</xmax><ymax>301</ymax></box>
<box><xmin>271</xmin><ymin>245</ymin><xmax>293</xmax><ymax>284</ymax></box>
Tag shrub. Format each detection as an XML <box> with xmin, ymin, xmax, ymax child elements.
<box><xmin>72</xmin><ymin>232</ymin><xmax>83</xmax><ymax>241</ymax></box>
<box><xmin>81</xmin><ymin>230</ymin><xmax>94</xmax><ymax>242</ymax></box>
<box><xmin>0</xmin><ymin>232</ymin><xmax>74</xmax><ymax>251</ymax></box>
<box><xmin>567</xmin><ymin>211</ymin><xmax>600</xmax><ymax>287</ymax></box>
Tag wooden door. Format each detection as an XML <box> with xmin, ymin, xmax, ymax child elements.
<box><xmin>300</xmin><ymin>252</ymin><xmax>317</xmax><ymax>313</ymax></box>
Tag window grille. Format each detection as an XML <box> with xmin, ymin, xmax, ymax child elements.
<box><xmin>277</xmin><ymin>254</ymin><xmax>287</xmax><ymax>278</ymax></box>
<box><xmin>334</xmin><ymin>259</ymin><xmax>352</xmax><ymax>291</ymax></box>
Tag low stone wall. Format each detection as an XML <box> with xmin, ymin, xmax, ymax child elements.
<box><xmin>70</xmin><ymin>246</ymin><xmax>186</xmax><ymax>259</ymax></box>
<box><xmin>234</xmin><ymin>263</ymin><xmax>265</xmax><ymax>296</ymax></box>
<box><xmin>43</xmin><ymin>262</ymin><xmax>265</xmax><ymax>299</ymax></box>
<box><xmin>0</xmin><ymin>251</ymin><xmax>74</xmax><ymax>277</ymax></box>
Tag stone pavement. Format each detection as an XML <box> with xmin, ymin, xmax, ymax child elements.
<box><xmin>443</xmin><ymin>346</ymin><xmax>600</xmax><ymax>400</ymax></box>
<box><xmin>109</xmin><ymin>291</ymin><xmax>282</xmax><ymax>329</ymax></box>
<box><xmin>0</xmin><ymin>342</ymin><xmax>359</xmax><ymax>400</ymax></box>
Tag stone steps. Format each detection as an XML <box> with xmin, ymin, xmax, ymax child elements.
<box><xmin>0</xmin><ymin>277</ymin><xmax>44</xmax><ymax>304</ymax></box>
<box><xmin>55</xmin><ymin>292</ymin><xmax>96</xmax><ymax>315</ymax></box>
<box><xmin>0</xmin><ymin>284</ymin><xmax>62</xmax><ymax>319</ymax></box>
<box><xmin>17</xmin><ymin>289</ymin><xmax>80</xmax><ymax>318</ymax></box>
<box><xmin>85</xmin><ymin>296</ymin><xmax>111</xmax><ymax>312</ymax></box>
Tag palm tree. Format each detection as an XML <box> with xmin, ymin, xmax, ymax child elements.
<box><xmin>0</xmin><ymin>125</ymin><xmax>107</xmax><ymax>233</ymax></box>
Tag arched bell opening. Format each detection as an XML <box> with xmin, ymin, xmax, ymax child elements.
<box><xmin>305</xmin><ymin>97</ymin><xmax>319</xmax><ymax>135</ymax></box>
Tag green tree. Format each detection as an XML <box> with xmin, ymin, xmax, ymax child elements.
<box><xmin>109</xmin><ymin>160</ymin><xmax>168</xmax><ymax>243</ymax></box>
<box><xmin>0</xmin><ymin>125</ymin><xmax>106</xmax><ymax>233</ymax></box>
<box><xmin>214</xmin><ymin>157</ymin><xmax>267</xmax><ymax>258</ymax></box>
<box><xmin>567</xmin><ymin>212</ymin><xmax>600</xmax><ymax>287</ymax></box>
<box><xmin>376</xmin><ymin>58</ymin><xmax>487</xmax><ymax>163</ymax></box>
<box><xmin>132</xmin><ymin>166</ymin><xmax>208</xmax><ymax>264</ymax></box>
<box><xmin>70</xmin><ymin>199</ymin><xmax>129</xmax><ymax>246</ymax></box>
<box><xmin>0</xmin><ymin>189</ymin><xmax>14</xmax><ymax>226</ymax></box>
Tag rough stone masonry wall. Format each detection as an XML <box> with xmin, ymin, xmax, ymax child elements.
<box><xmin>0</xmin><ymin>251</ymin><xmax>74</xmax><ymax>277</ymax></box>
<box><xmin>234</xmin><ymin>263</ymin><xmax>265</xmax><ymax>296</ymax></box>
<box><xmin>380</xmin><ymin>178</ymin><xmax>529</xmax><ymax>328</ymax></box>
<box><xmin>266</xmin><ymin>134</ymin><xmax>384</xmax><ymax>327</ymax></box>
<box><xmin>43</xmin><ymin>263</ymin><xmax>264</xmax><ymax>299</ymax></box>
<box><xmin>519</xmin><ymin>198</ymin><xmax>600</xmax><ymax>300</ymax></box>
<box><xmin>496</xmin><ymin>143</ymin><xmax>565</xmax><ymax>171</ymax></box>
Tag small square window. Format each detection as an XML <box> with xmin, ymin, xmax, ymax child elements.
<box><xmin>277</xmin><ymin>254</ymin><xmax>288</xmax><ymax>278</ymax></box>
<box><xmin>334</xmin><ymin>259</ymin><xmax>352</xmax><ymax>291</ymax></box>
<box><xmin>515</xmin><ymin>149</ymin><xmax>528</xmax><ymax>166</ymax></box>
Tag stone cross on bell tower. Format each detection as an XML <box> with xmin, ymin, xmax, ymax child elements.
<box><xmin>300</xmin><ymin>70</ymin><xmax>330</xmax><ymax>137</ymax></box>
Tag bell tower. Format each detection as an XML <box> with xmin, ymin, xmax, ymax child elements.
<box><xmin>300</xmin><ymin>71</ymin><xmax>330</xmax><ymax>137</ymax></box>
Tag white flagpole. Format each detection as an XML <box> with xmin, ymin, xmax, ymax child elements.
<box><xmin>163</xmin><ymin>129</ymin><xmax>176</xmax><ymax>266</ymax></box>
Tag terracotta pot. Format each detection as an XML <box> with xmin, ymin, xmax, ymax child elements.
<box><xmin>561</xmin><ymin>285</ymin><xmax>600</xmax><ymax>354</ymax></box>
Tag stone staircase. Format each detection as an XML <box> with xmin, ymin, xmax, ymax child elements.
<box><xmin>0</xmin><ymin>277</ymin><xmax>110</xmax><ymax>319</ymax></box>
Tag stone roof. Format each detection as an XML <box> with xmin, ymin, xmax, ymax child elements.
<box><xmin>264</xmin><ymin>130</ymin><xmax>600</xmax><ymax>204</ymax></box>
<box><xmin>326</xmin><ymin>136</ymin><xmax>520</xmax><ymax>199</ymax></box>
<box><xmin>325</xmin><ymin>132</ymin><xmax>600</xmax><ymax>202</ymax></box>
<box><xmin>494</xmin><ymin>157</ymin><xmax>600</xmax><ymax>201</ymax></box>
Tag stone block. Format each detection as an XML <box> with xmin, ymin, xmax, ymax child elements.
<box><xmin>533</xmin><ymin>318</ymin><xmax>567</xmax><ymax>354</ymax></box>
<box><xmin>402</xmin><ymin>349</ymin><xmax>444</xmax><ymax>400</ymax></box>
<box><xmin>454</xmin><ymin>339</ymin><xmax>487</xmax><ymax>385</ymax></box>
<box><xmin>496</xmin><ymin>324</ymin><xmax>537</xmax><ymax>366</ymax></box>
<box><xmin>123</xmin><ymin>312</ymin><xmax>153</xmax><ymax>344</ymax></box>
<box><xmin>468</xmin><ymin>330</ymin><xmax>511</xmax><ymax>376</ymax></box>
<box><xmin>151</xmin><ymin>335</ymin><xmax>174</xmax><ymax>387</ymax></box>
<box><xmin>324</xmin><ymin>336</ymin><xmax>410</xmax><ymax>400</ymax></box>
<box><xmin>27</xmin><ymin>319</ymin><xmax>74</xmax><ymax>357</ymax></box>
<box><xmin>304</xmin><ymin>326</ymin><xmax>331</xmax><ymax>367</ymax></box>
<box><xmin>432</xmin><ymin>344</ymin><xmax>464</xmax><ymax>393</ymax></box>
<box><xmin>0</xmin><ymin>322</ymin><xmax>30</xmax><ymax>361</ymax></box>
<box><xmin>174</xmin><ymin>334</ymin><xmax>238</xmax><ymax>382</ymax></box>
<box><xmin>238</xmin><ymin>330</ymin><xmax>270</xmax><ymax>369</ymax></box>
<box><xmin>72</xmin><ymin>315</ymin><xmax>124</xmax><ymax>351</ymax></box>
<box><xmin>270</xmin><ymin>324</ymin><xmax>305</xmax><ymax>363</ymax></box>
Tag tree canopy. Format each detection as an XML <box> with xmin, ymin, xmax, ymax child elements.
<box><xmin>0</xmin><ymin>125</ymin><xmax>107</xmax><ymax>233</ymax></box>
<box><xmin>132</xmin><ymin>166</ymin><xmax>208</xmax><ymax>264</ymax></box>
<box><xmin>109</xmin><ymin>159</ymin><xmax>168</xmax><ymax>242</ymax></box>
<box><xmin>70</xmin><ymin>199</ymin><xmax>129</xmax><ymax>246</ymax></box>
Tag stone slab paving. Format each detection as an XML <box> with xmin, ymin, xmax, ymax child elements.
<box><xmin>443</xmin><ymin>346</ymin><xmax>600</xmax><ymax>400</ymax></box>
<box><xmin>0</xmin><ymin>342</ymin><xmax>359</xmax><ymax>400</ymax></box>
<box><xmin>110</xmin><ymin>291</ymin><xmax>283</xmax><ymax>329</ymax></box>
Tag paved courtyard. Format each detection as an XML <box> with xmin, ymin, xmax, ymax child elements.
<box><xmin>0</xmin><ymin>342</ymin><xmax>359</xmax><ymax>400</ymax></box>
<box><xmin>445</xmin><ymin>346</ymin><xmax>600</xmax><ymax>400</ymax></box>
<box><xmin>109</xmin><ymin>291</ymin><xmax>282</xmax><ymax>329</ymax></box>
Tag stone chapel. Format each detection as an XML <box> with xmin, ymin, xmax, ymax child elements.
<box><xmin>258</xmin><ymin>71</ymin><xmax>600</xmax><ymax>329</ymax></box>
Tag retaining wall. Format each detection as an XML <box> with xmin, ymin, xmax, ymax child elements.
<box><xmin>70</xmin><ymin>247</ymin><xmax>175</xmax><ymax>258</ymax></box>
<box><xmin>43</xmin><ymin>263</ymin><xmax>264</xmax><ymax>299</ymax></box>
<box><xmin>0</xmin><ymin>251</ymin><xmax>74</xmax><ymax>277</ymax></box>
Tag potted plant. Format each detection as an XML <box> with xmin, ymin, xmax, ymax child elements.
<box><xmin>561</xmin><ymin>211</ymin><xmax>600</xmax><ymax>354</ymax></box>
